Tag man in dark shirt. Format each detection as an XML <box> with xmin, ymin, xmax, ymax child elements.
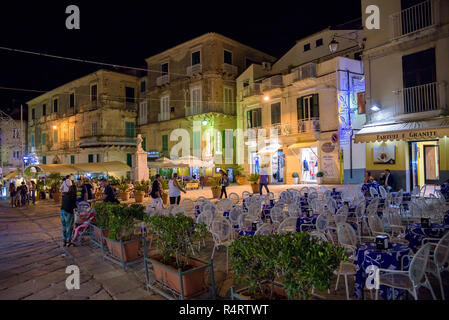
<box><xmin>103</xmin><ymin>179</ymin><xmax>119</xmax><ymax>203</ymax></box>
<box><xmin>150</xmin><ymin>174</ymin><xmax>163</xmax><ymax>208</ymax></box>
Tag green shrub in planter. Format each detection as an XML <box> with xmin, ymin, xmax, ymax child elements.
<box><xmin>248</xmin><ymin>173</ymin><xmax>260</xmax><ymax>184</ymax></box>
<box><xmin>230</xmin><ymin>232</ymin><xmax>345</xmax><ymax>300</ymax></box>
<box><xmin>292</xmin><ymin>172</ymin><xmax>299</xmax><ymax>178</ymax></box>
<box><xmin>107</xmin><ymin>205</ymin><xmax>135</xmax><ymax>242</ymax></box>
<box><xmin>316</xmin><ymin>171</ymin><xmax>324</xmax><ymax>178</ymax></box>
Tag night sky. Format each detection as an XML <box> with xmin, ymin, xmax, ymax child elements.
<box><xmin>0</xmin><ymin>0</ymin><xmax>361</xmax><ymax>113</ymax></box>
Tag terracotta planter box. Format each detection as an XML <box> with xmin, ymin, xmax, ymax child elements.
<box><xmin>231</xmin><ymin>281</ymin><xmax>323</xmax><ymax>300</ymax></box>
<box><xmin>104</xmin><ymin>236</ymin><xmax>142</xmax><ymax>263</ymax></box>
<box><xmin>211</xmin><ymin>188</ymin><xmax>221</xmax><ymax>199</ymax></box>
<box><xmin>149</xmin><ymin>254</ymin><xmax>208</xmax><ymax>299</ymax></box>
<box><xmin>235</xmin><ymin>176</ymin><xmax>247</xmax><ymax>185</ymax></box>
<box><xmin>250</xmin><ymin>183</ymin><xmax>259</xmax><ymax>193</ymax></box>
<box><xmin>91</xmin><ymin>225</ymin><xmax>109</xmax><ymax>245</ymax></box>
<box><xmin>134</xmin><ymin>191</ymin><xmax>145</xmax><ymax>203</ymax></box>
<box><xmin>120</xmin><ymin>191</ymin><xmax>130</xmax><ymax>201</ymax></box>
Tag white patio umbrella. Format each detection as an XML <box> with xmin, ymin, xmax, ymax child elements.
<box><xmin>172</xmin><ymin>155</ymin><xmax>215</xmax><ymax>168</ymax></box>
<box><xmin>148</xmin><ymin>157</ymin><xmax>189</xmax><ymax>169</ymax></box>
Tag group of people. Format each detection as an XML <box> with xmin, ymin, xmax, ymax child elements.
<box><xmin>364</xmin><ymin>169</ymin><xmax>397</xmax><ymax>192</ymax></box>
<box><xmin>8</xmin><ymin>180</ymin><xmax>37</xmax><ymax>207</ymax></box>
<box><xmin>150</xmin><ymin>173</ymin><xmax>187</xmax><ymax>208</ymax></box>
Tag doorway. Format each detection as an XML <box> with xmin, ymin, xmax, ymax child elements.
<box><xmin>409</xmin><ymin>140</ymin><xmax>439</xmax><ymax>190</ymax></box>
<box><xmin>271</xmin><ymin>150</ymin><xmax>284</xmax><ymax>184</ymax></box>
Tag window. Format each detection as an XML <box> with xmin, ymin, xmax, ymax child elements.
<box><xmin>97</xmin><ymin>154</ymin><xmax>100</xmax><ymax>162</ymax></box>
<box><xmin>70</xmin><ymin>155</ymin><xmax>75</xmax><ymax>164</ymax></box>
<box><xmin>54</xmin><ymin>130</ymin><xmax>58</xmax><ymax>143</ymax></box>
<box><xmin>88</xmin><ymin>154</ymin><xmax>94</xmax><ymax>163</ymax></box>
<box><xmin>31</xmin><ymin>108</ymin><xmax>35</xmax><ymax>120</ymax></box>
<box><xmin>160</xmin><ymin>96</ymin><xmax>170</xmax><ymax>120</ymax></box>
<box><xmin>139</xmin><ymin>101</ymin><xmax>148</xmax><ymax>125</ymax></box>
<box><xmin>91</xmin><ymin>85</ymin><xmax>98</xmax><ymax>102</ymax></box>
<box><xmin>70</xmin><ymin>93</ymin><xmax>75</xmax><ymax>108</ymax></box>
<box><xmin>192</xmin><ymin>51</ymin><xmax>201</xmax><ymax>65</ymax></box>
<box><xmin>125</xmin><ymin>87</ymin><xmax>135</xmax><ymax>103</ymax></box>
<box><xmin>142</xmin><ymin>137</ymin><xmax>146</xmax><ymax>151</ymax></box>
<box><xmin>125</xmin><ymin>122</ymin><xmax>135</xmax><ymax>137</ymax></box>
<box><xmin>224</xmin><ymin>50</ymin><xmax>232</xmax><ymax>64</ymax></box>
<box><xmin>140</xmin><ymin>80</ymin><xmax>146</xmax><ymax>93</ymax></box>
<box><xmin>357</xmin><ymin>92</ymin><xmax>366</xmax><ymax>114</ymax></box>
<box><xmin>162</xmin><ymin>135</ymin><xmax>168</xmax><ymax>157</ymax></box>
<box><xmin>247</xmin><ymin>108</ymin><xmax>262</xmax><ymax>128</ymax></box>
<box><xmin>297</xmin><ymin>94</ymin><xmax>319</xmax><ymax>120</ymax></box>
<box><xmin>223</xmin><ymin>87</ymin><xmax>233</xmax><ymax>114</ymax></box>
<box><xmin>190</xmin><ymin>86</ymin><xmax>202</xmax><ymax>114</ymax></box>
<box><xmin>42</xmin><ymin>156</ymin><xmax>46</xmax><ymax>164</ymax></box>
<box><xmin>271</xmin><ymin>102</ymin><xmax>281</xmax><ymax>125</ymax></box>
<box><xmin>42</xmin><ymin>104</ymin><xmax>46</xmax><ymax>116</ymax></box>
<box><xmin>13</xmin><ymin>129</ymin><xmax>19</xmax><ymax>139</ymax></box>
<box><xmin>13</xmin><ymin>151</ymin><xmax>20</xmax><ymax>159</ymax></box>
<box><xmin>42</xmin><ymin>133</ymin><xmax>46</xmax><ymax>146</ymax></box>
<box><xmin>161</xmin><ymin>63</ymin><xmax>169</xmax><ymax>75</ymax></box>
<box><xmin>402</xmin><ymin>48</ymin><xmax>436</xmax><ymax>88</ymax></box>
<box><xmin>53</xmin><ymin>99</ymin><xmax>58</xmax><ymax>113</ymax></box>
<box><xmin>304</xmin><ymin>43</ymin><xmax>311</xmax><ymax>52</ymax></box>
<box><xmin>243</xmin><ymin>80</ymin><xmax>249</xmax><ymax>88</ymax></box>
<box><xmin>354</xmin><ymin>52</ymin><xmax>362</xmax><ymax>61</ymax></box>
<box><xmin>316</xmin><ymin>39</ymin><xmax>323</xmax><ymax>47</ymax></box>
<box><xmin>31</xmin><ymin>135</ymin><xmax>35</xmax><ymax>148</ymax></box>
<box><xmin>92</xmin><ymin>122</ymin><xmax>98</xmax><ymax>136</ymax></box>
<box><xmin>126</xmin><ymin>153</ymin><xmax>132</xmax><ymax>167</ymax></box>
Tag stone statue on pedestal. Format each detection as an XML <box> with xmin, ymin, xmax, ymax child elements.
<box><xmin>131</xmin><ymin>134</ymin><xmax>149</xmax><ymax>182</ymax></box>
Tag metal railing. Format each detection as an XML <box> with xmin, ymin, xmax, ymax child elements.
<box><xmin>261</xmin><ymin>75</ymin><xmax>283</xmax><ymax>92</ymax></box>
<box><xmin>156</xmin><ymin>74</ymin><xmax>170</xmax><ymax>86</ymax></box>
<box><xmin>396</xmin><ymin>82</ymin><xmax>446</xmax><ymax>114</ymax></box>
<box><xmin>267</xmin><ymin>118</ymin><xmax>320</xmax><ymax>136</ymax></box>
<box><xmin>185</xmin><ymin>102</ymin><xmax>236</xmax><ymax>117</ymax></box>
<box><xmin>79</xmin><ymin>136</ymin><xmax>137</xmax><ymax>148</ymax></box>
<box><xmin>390</xmin><ymin>0</ymin><xmax>439</xmax><ymax>40</ymax></box>
<box><xmin>242</xmin><ymin>83</ymin><xmax>262</xmax><ymax>99</ymax></box>
<box><xmin>222</xmin><ymin>63</ymin><xmax>238</xmax><ymax>75</ymax></box>
<box><xmin>187</xmin><ymin>64</ymin><xmax>202</xmax><ymax>76</ymax></box>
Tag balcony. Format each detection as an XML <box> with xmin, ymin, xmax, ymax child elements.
<box><xmin>187</xmin><ymin>64</ymin><xmax>202</xmax><ymax>76</ymax></box>
<box><xmin>285</xmin><ymin>63</ymin><xmax>317</xmax><ymax>85</ymax></box>
<box><xmin>185</xmin><ymin>102</ymin><xmax>236</xmax><ymax>117</ymax></box>
<box><xmin>261</xmin><ymin>75</ymin><xmax>283</xmax><ymax>92</ymax></box>
<box><xmin>158</xmin><ymin>113</ymin><xmax>170</xmax><ymax>121</ymax></box>
<box><xmin>241</xmin><ymin>84</ymin><xmax>262</xmax><ymax>99</ymax></box>
<box><xmin>156</xmin><ymin>74</ymin><xmax>170</xmax><ymax>86</ymax></box>
<box><xmin>79</xmin><ymin>136</ymin><xmax>137</xmax><ymax>148</ymax></box>
<box><xmin>267</xmin><ymin>118</ymin><xmax>320</xmax><ymax>136</ymax></box>
<box><xmin>222</xmin><ymin>63</ymin><xmax>238</xmax><ymax>75</ymax></box>
<box><xmin>390</xmin><ymin>0</ymin><xmax>439</xmax><ymax>40</ymax></box>
<box><xmin>395</xmin><ymin>82</ymin><xmax>446</xmax><ymax>116</ymax></box>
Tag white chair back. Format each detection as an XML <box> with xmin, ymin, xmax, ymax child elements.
<box><xmin>228</xmin><ymin>192</ymin><xmax>240</xmax><ymax>206</ymax></box>
<box><xmin>277</xmin><ymin>217</ymin><xmax>298</xmax><ymax>235</ymax></box>
<box><xmin>337</xmin><ymin>223</ymin><xmax>358</xmax><ymax>248</ymax></box>
<box><xmin>254</xmin><ymin>223</ymin><xmax>274</xmax><ymax>235</ymax></box>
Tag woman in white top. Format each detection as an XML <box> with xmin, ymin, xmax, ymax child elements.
<box><xmin>169</xmin><ymin>173</ymin><xmax>186</xmax><ymax>205</ymax></box>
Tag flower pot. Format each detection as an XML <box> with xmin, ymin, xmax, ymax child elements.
<box><xmin>317</xmin><ymin>177</ymin><xmax>322</xmax><ymax>184</ymax></box>
<box><xmin>134</xmin><ymin>190</ymin><xmax>145</xmax><ymax>203</ymax></box>
<box><xmin>104</xmin><ymin>236</ymin><xmax>142</xmax><ymax>262</ymax></box>
<box><xmin>52</xmin><ymin>192</ymin><xmax>61</xmax><ymax>203</ymax></box>
<box><xmin>211</xmin><ymin>187</ymin><xmax>221</xmax><ymax>199</ymax></box>
<box><xmin>235</xmin><ymin>176</ymin><xmax>247</xmax><ymax>185</ymax></box>
<box><xmin>232</xmin><ymin>281</ymin><xmax>287</xmax><ymax>300</ymax></box>
<box><xmin>293</xmin><ymin>177</ymin><xmax>299</xmax><ymax>184</ymax></box>
<box><xmin>250</xmin><ymin>183</ymin><xmax>259</xmax><ymax>193</ymax></box>
<box><xmin>149</xmin><ymin>254</ymin><xmax>208</xmax><ymax>299</ymax></box>
<box><xmin>120</xmin><ymin>191</ymin><xmax>130</xmax><ymax>201</ymax></box>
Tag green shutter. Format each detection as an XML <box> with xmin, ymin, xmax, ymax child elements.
<box><xmin>222</xmin><ymin>130</ymin><xmax>226</xmax><ymax>149</ymax></box>
<box><xmin>42</xmin><ymin>133</ymin><xmax>46</xmax><ymax>146</ymax></box>
<box><xmin>256</xmin><ymin>108</ymin><xmax>261</xmax><ymax>127</ymax></box>
<box><xmin>127</xmin><ymin>154</ymin><xmax>132</xmax><ymax>167</ymax></box>
<box><xmin>162</xmin><ymin>135</ymin><xmax>168</xmax><ymax>157</ymax></box>
<box><xmin>142</xmin><ymin>137</ymin><xmax>146</xmax><ymax>151</ymax></box>
<box><xmin>125</xmin><ymin>122</ymin><xmax>135</xmax><ymax>137</ymax></box>
<box><xmin>54</xmin><ymin>131</ymin><xmax>58</xmax><ymax>143</ymax></box>
<box><xmin>312</xmin><ymin>93</ymin><xmax>320</xmax><ymax>118</ymax></box>
<box><xmin>297</xmin><ymin>97</ymin><xmax>304</xmax><ymax>120</ymax></box>
<box><xmin>42</xmin><ymin>156</ymin><xmax>46</xmax><ymax>164</ymax></box>
<box><xmin>247</xmin><ymin>111</ymin><xmax>252</xmax><ymax>128</ymax></box>
<box><xmin>88</xmin><ymin>154</ymin><xmax>94</xmax><ymax>163</ymax></box>
<box><xmin>31</xmin><ymin>135</ymin><xmax>35</xmax><ymax>147</ymax></box>
<box><xmin>70</xmin><ymin>155</ymin><xmax>75</xmax><ymax>164</ymax></box>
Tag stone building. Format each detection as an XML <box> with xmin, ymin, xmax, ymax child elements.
<box><xmin>27</xmin><ymin>70</ymin><xmax>141</xmax><ymax>168</ymax></box>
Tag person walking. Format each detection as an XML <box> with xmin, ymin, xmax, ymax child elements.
<box><xmin>150</xmin><ymin>174</ymin><xmax>163</xmax><ymax>208</ymax></box>
<box><xmin>30</xmin><ymin>180</ymin><xmax>37</xmax><ymax>205</ymax></box>
<box><xmin>20</xmin><ymin>181</ymin><xmax>28</xmax><ymax>207</ymax></box>
<box><xmin>80</xmin><ymin>178</ymin><xmax>93</xmax><ymax>202</ymax></box>
<box><xmin>219</xmin><ymin>170</ymin><xmax>229</xmax><ymax>199</ymax></box>
<box><xmin>259</xmin><ymin>173</ymin><xmax>270</xmax><ymax>195</ymax></box>
<box><xmin>60</xmin><ymin>175</ymin><xmax>72</xmax><ymax>195</ymax></box>
<box><xmin>61</xmin><ymin>184</ymin><xmax>77</xmax><ymax>247</ymax></box>
<box><xmin>169</xmin><ymin>173</ymin><xmax>186</xmax><ymax>205</ymax></box>
<box><xmin>9</xmin><ymin>182</ymin><xmax>16</xmax><ymax>208</ymax></box>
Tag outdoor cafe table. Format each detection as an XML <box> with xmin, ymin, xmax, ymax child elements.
<box><xmin>405</xmin><ymin>222</ymin><xmax>449</xmax><ymax>252</ymax></box>
<box><xmin>354</xmin><ymin>241</ymin><xmax>411</xmax><ymax>300</ymax></box>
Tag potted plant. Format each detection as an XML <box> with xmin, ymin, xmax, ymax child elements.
<box><xmin>230</xmin><ymin>232</ymin><xmax>345</xmax><ymax>300</ymax></box>
<box><xmin>48</xmin><ymin>172</ymin><xmax>61</xmax><ymax>203</ymax></box>
<box><xmin>210</xmin><ymin>176</ymin><xmax>221</xmax><ymax>199</ymax></box>
<box><xmin>119</xmin><ymin>184</ymin><xmax>130</xmax><ymax>201</ymax></box>
<box><xmin>103</xmin><ymin>204</ymin><xmax>143</xmax><ymax>269</ymax></box>
<box><xmin>316</xmin><ymin>171</ymin><xmax>324</xmax><ymax>184</ymax></box>
<box><xmin>160</xmin><ymin>179</ymin><xmax>169</xmax><ymax>205</ymax></box>
<box><xmin>292</xmin><ymin>172</ymin><xmax>299</xmax><ymax>184</ymax></box>
<box><xmin>234</xmin><ymin>165</ymin><xmax>247</xmax><ymax>185</ymax></box>
<box><xmin>91</xmin><ymin>202</ymin><xmax>113</xmax><ymax>246</ymax></box>
<box><xmin>133</xmin><ymin>181</ymin><xmax>147</xmax><ymax>203</ymax></box>
<box><xmin>143</xmin><ymin>213</ymin><xmax>212</xmax><ymax>299</ymax></box>
<box><xmin>37</xmin><ymin>180</ymin><xmax>46</xmax><ymax>199</ymax></box>
<box><xmin>247</xmin><ymin>173</ymin><xmax>260</xmax><ymax>194</ymax></box>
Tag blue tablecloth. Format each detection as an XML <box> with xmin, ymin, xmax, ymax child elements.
<box><xmin>238</xmin><ymin>228</ymin><xmax>255</xmax><ymax>236</ymax></box>
<box><xmin>296</xmin><ymin>214</ymin><xmax>319</xmax><ymax>231</ymax></box>
<box><xmin>405</xmin><ymin>223</ymin><xmax>449</xmax><ymax>252</ymax></box>
<box><xmin>362</xmin><ymin>182</ymin><xmax>379</xmax><ymax>196</ymax></box>
<box><xmin>445</xmin><ymin>212</ymin><xmax>449</xmax><ymax>225</ymax></box>
<box><xmin>354</xmin><ymin>242</ymin><xmax>411</xmax><ymax>300</ymax></box>
<box><xmin>441</xmin><ymin>183</ymin><xmax>449</xmax><ymax>200</ymax></box>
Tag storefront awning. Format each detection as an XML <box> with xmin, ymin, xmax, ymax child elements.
<box><xmin>288</xmin><ymin>141</ymin><xmax>317</xmax><ymax>149</ymax></box>
<box><xmin>36</xmin><ymin>164</ymin><xmax>80</xmax><ymax>175</ymax></box>
<box><xmin>354</xmin><ymin>118</ymin><xmax>449</xmax><ymax>143</ymax></box>
<box><xmin>73</xmin><ymin>161</ymin><xmax>130</xmax><ymax>173</ymax></box>
<box><xmin>4</xmin><ymin>171</ymin><xmax>21</xmax><ymax>179</ymax></box>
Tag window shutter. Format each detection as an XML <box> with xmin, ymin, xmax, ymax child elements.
<box><xmin>297</xmin><ymin>97</ymin><xmax>304</xmax><ymax>120</ymax></box>
<box><xmin>312</xmin><ymin>94</ymin><xmax>319</xmax><ymax>118</ymax></box>
<box><xmin>222</xmin><ymin>130</ymin><xmax>226</xmax><ymax>149</ymax></box>
<box><xmin>247</xmin><ymin>111</ymin><xmax>252</xmax><ymax>128</ymax></box>
<box><xmin>126</xmin><ymin>154</ymin><xmax>132</xmax><ymax>167</ymax></box>
<box><xmin>256</xmin><ymin>108</ymin><xmax>261</xmax><ymax>127</ymax></box>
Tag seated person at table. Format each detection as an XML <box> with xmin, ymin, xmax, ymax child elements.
<box><xmin>364</xmin><ymin>171</ymin><xmax>375</xmax><ymax>183</ymax></box>
<box><xmin>383</xmin><ymin>169</ymin><xmax>396</xmax><ymax>192</ymax></box>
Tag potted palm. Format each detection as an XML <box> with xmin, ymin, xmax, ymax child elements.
<box><xmin>119</xmin><ymin>184</ymin><xmax>130</xmax><ymax>201</ymax></box>
<box><xmin>316</xmin><ymin>171</ymin><xmax>324</xmax><ymax>184</ymax></box>
<box><xmin>133</xmin><ymin>181</ymin><xmax>147</xmax><ymax>203</ymax></box>
<box><xmin>234</xmin><ymin>165</ymin><xmax>247</xmax><ymax>185</ymax></box>
<box><xmin>143</xmin><ymin>213</ymin><xmax>213</xmax><ymax>299</ymax></box>
<box><xmin>210</xmin><ymin>176</ymin><xmax>221</xmax><ymax>199</ymax></box>
<box><xmin>48</xmin><ymin>172</ymin><xmax>61</xmax><ymax>203</ymax></box>
<box><xmin>292</xmin><ymin>172</ymin><xmax>299</xmax><ymax>185</ymax></box>
<box><xmin>248</xmin><ymin>173</ymin><xmax>260</xmax><ymax>194</ymax></box>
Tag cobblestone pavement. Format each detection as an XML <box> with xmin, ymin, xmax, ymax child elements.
<box><xmin>0</xmin><ymin>183</ymin><xmax>445</xmax><ymax>300</ymax></box>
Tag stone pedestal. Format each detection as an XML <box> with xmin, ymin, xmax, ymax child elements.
<box><xmin>131</xmin><ymin>134</ymin><xmax>149</xmax><ymax>182</ymax></box>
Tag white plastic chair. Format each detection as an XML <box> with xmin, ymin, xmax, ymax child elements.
<box><xmin>210</xmin><ymin>217</ymin><xmax>233</xmax><ymax>273</ymax></box>
<box><xmin>180</xmin><ymin>198</ymin><xmax>194</xmax><ymax>216</ymax></box>
<box><xmin>287</xmin><ymin>202</ymin><xmax>302</xmax><ymax>217</ymax></box>
<box><xmin>228</xmin><ymin>192</ymin><xmax>240</xmax><ymax>206</ymax></box>
<box><xmin>370</xmin><ymin>187</ymin><xmax>379</xmax><ymax>198</ymax></box>
<box><xmin>270</xmin><ymin>206</ymin><xmax>285</xmax><ymax>226</ymax></box>
<box><xmin>425</xmin><ymin>232</ymin><xmax>449</xmax><ymax>300</ymax></box>
<box><xmin>277</xmin><ymin>217</ymin><xmax>298</xmax><ymax>234</ymax></box>
<box><xmin>376</xmin><ymin>243</ymin><xmax>436</xmax><ymax>300</ymax></box>
<box><xmin>379</xmin><ymin>186</ymin><xmax>388</xmax><ymax>198</ymax></box>
<box><xmin>228</xmin><ymin>206</ymin><xmax>242</xmax><ymax>227</ymax></box>
<box><xmin>254</xmin><ymin>223</ymin><xmax>274</xmax><ymax>235</ymax></box>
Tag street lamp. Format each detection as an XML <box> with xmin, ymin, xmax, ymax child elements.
<box><xmin>263</xmin><ymin>95</ymin><xmax>270</xmax><ymax>102</ymax></box>
<box><xmin>328</xmin><ymin>33</ymin><xmax>365</xmax><ymax>54</ymax></box>
<box><xmin>329</xmin><ymin>38</ymin><xmax>339</xmax><ymax>54</ymax></box>
<box><xmin>202</xmin><ymin>120</ymin><xmax>207</xmax><ymax>126</ymax></box>
<box><xmin>53</xmin><ymin>125</ymin><xmax>57</xmax><ymax>130</ymax></box>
